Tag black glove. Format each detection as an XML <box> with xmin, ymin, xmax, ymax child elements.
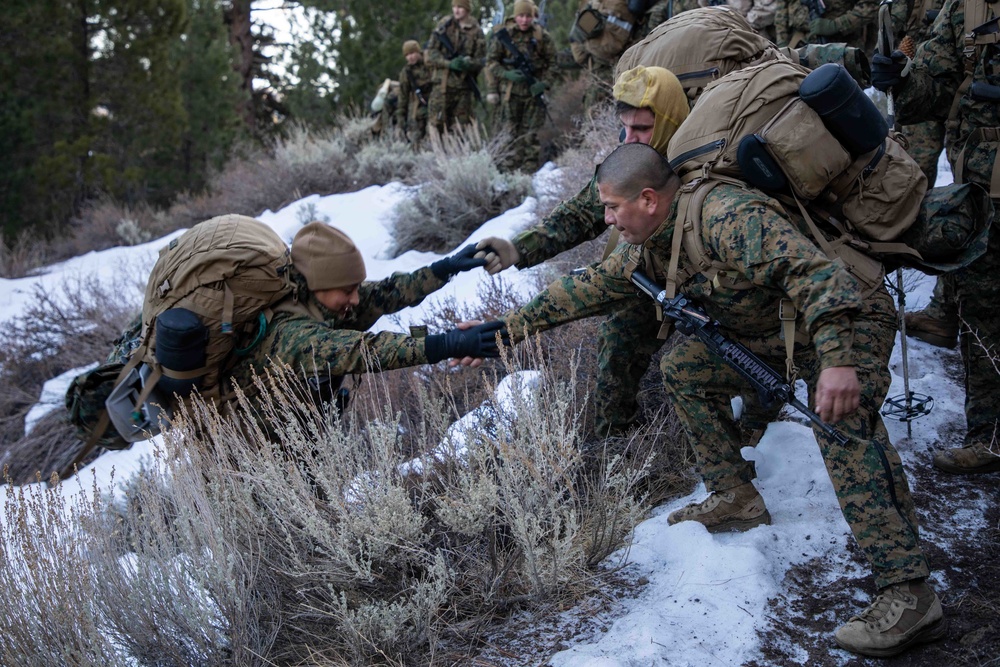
<box><xmin>424</xmin><ymin>321</ymin><xmax>509</xmax><ymax>363</ymax></box>
<box><xmin>430</xmin><ymin>243</ymin><xmax>487</xmax><ymax>280</ymax></box>
<box><xmin>871</xmin><ymin>50</ymin><xmax>910</xmax><ymax>92</ymax></box>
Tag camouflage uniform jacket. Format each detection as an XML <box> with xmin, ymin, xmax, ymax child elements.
<box><xmin>776</xmin><ymin>0</ymin><xmax>896</xmax><ymax>48</ymax></box>
<box><xmin>486</xmin><ymin>23</ymin><xmax>556</xmax><ymax>99</ymax></box>
<box><xmin>892</xmin><ymin>0</ymin><xmax>999</xmax><ymax>184</ymax></box>
<box><xmin>426</xmin><ymin>15</ymin><xmax>487</xmax><ymax>91</ymax></box>
<box><xmin>225</xmin><ymin>266</ymin><xmax>447</xmax><ymax>390</ymax></box>
<box><xmin>504</xmin><ymin>183</ymin><xmax>864</xmax><ymax>370</ymax></box>
<box><xmin>641</xmin><ymin>0</ymin><xmax>703</xmax><ymax>34</ymax></box>
<box><xmin>397</xmin><ymin>61</ymin><xmax>434</xmax><ymax>124</ymax></box>
<box><xmin>511</xmin><ymin>175</ymin><xmax>608</xmax><ymax>269</ymax></box>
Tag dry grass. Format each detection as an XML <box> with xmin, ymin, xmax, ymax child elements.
<box><xmin>0</xmin><ymin>271</ymin><xmax>143</xmax><ymax>483</ymax></box>
<box><xmin>0</xmin><ymin>334</ymin><xmax>659</xmax><ymax>665</ymax></box>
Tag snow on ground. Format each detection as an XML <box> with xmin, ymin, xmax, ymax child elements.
<box><xmin>0</xmin><ymin>155</ymin><xmax>974</xmax><ymax>665</ymax></box>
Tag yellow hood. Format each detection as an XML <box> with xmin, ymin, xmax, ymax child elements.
<box><xmin>613</xmin><ymin>66</ymin><xmax>689</xmax><ymax>154</ymax></box>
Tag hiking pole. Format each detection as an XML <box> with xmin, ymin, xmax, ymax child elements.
<box><xmin>877</xmin><ymin>0</ymin><xmax>933</xmax><ymax>432</ymax></box>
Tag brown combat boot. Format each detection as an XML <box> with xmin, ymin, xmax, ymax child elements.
<box><xmin>933</xmin><ymin>442</ymin><xmax>1000</xmax><ymax>474</ymax></box>
<box><xmin>667</xmin><ymin>481</ymin><xmax>770</xmax><ymax>533</ymax></box>
<box><xmin>904</xmin><ymin>311</ymin><xmax>958</xmax><ymax>349</ymax></box>
<box><xmin>834</xmin><ymin>579</ymin><xmax>946</xmax><ymax>657</ymax></box>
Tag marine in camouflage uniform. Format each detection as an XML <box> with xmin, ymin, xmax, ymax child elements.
<box><xmin>897</xmin><ymin>0</ymin><xmax>961</xmax><ymax>347</ymax></box>
<box><xmin>225</xmin><ymin>223</ymin><xmax>501</xmax><ymax>419</ymax></box>
<box><xmin>478</xmin><ymin>65</ymin><xmax>690</xmax><ymax>436</ymax></box>
<box><xmin>500</xmin><ymin>143</ymin><xmax>942</xmax><ymax>656</ymax></box>
<box><xmin>425</xmin><ymin>0</ymin><xmax>487</xmax><ymax>134</ymax></box>
<box><xmin>397</xmin><ymin>41</ymin><xmax>434</xmax><ymax>148</ymax></box>
<box><xmin>873</xmin><ymin>0</ymin><xmax>1000</xmax><ymax>473</ymax></box>
<box><xmin>486</xmin><ymin>1</ymin><xmax>556</xmax><ymax>172</ymax></box>
<box><xmin>775</xmin><ymin>0</ymin><xmax>908</xmax><ymax>48</ymax></box>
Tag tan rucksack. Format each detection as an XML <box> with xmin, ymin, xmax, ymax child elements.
<box><xmin>666</xmin><ymin>58</ymin><xmax>928</xmax><ymax>287</ymax></box>
<box><xmin>138</xmin><ymin>214</ymin><xmax>295</xmax><ymax>402</ymax></box>
<box><xmin>61</xmin><ymin>215</ymin><xmax>295</xmax><ymax>477</ymax></box>
<box><xmin>572</xmin><ymin>0</ymin><xmax>640</xmax><ymax>63</ymax></box>
<box><xmin>616</xmin><ymin>6</ymin><xmax>776</xmax><ymax>98</ymax></box>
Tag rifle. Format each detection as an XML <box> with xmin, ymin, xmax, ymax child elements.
<box><xmin>629</xmin><ymin>269</ymin><xmax>850</xmax><ymax>446</ymax></box>
<box><xmin>434</xmin><ymin>28</ymin><xmax>484</xmax><ymax>105</ymax></box>
<box><xmin>494</xmin><ymin>27</ymin><xmax>550</xmax><ymax>116</ymax></box>
<box><xmin>405</xmin><ymin>66</ymin><xmax>428</xmax><ymax>107</ymax></box>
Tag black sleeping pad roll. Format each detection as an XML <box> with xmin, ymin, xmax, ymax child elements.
<box><xmin>155</xmin><ymin>308</ymin><xmax>208</xmax><ymax>396</ymax></box>
<box><xmin>799</xmin><ymin>63</ymin><xmax>888</xmax><ymax>157</ymax></box>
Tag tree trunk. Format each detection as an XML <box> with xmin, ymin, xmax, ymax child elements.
<box><xmin>224</xmin><ymin>0</ymin><xmax>256</xmax><ymax>130</ymax></box>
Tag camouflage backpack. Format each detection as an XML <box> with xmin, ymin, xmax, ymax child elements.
<box><xmin>63</xmin><ymin>215</ymin><xmax>295</xmax><ymax>474</ymax></box>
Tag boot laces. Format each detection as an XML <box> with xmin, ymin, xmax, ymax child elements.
<box><xmin>856</xmin><ymin>586</ymin><xmax>910</xmax><ymax>629</ymax></box>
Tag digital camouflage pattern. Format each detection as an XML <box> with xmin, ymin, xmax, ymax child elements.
<box><xmin>503</xmin><ymin>182</ymin><xmax>929</xmax><ymax>587</ymax></box>
<box><xmin>397</xmin><ymin>60</ymin><xmax>434</xmax><ymax>147</ymax></box>
<box><xmin>225</xmin><ymin>266</ymin><xmax>446</xmax><ymax>397</ymax></box>
<box><xmin>900</xmin><ymin>0</ymin><xmax>948</xmax><ymax>185</ymax></box>
<box><xmin>510</xmin><ymin>175</ymin><xmax>648</xmax><ymax>433</ymax></box>
<box><xmin>891</xmin><ymin>0</ymin><xmax>1000</xmax><ymax>449</ymax></box>
<box><xmin>774</xmin><ymin>0</ymin><xmax>908</xmax><ymax>49</ymax></box>
<box><xmin>487</xmin><ymin>22</ymin><xmax>556</xmax><ymax>172</ymax></box>
<box><xmin>426</xmin><ymin>15</ymin><xmax>487</xmax><ymax>133</ymax></box>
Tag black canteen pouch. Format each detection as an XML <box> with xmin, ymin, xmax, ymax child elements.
<box><xmin>737</xmin><ymin>135</ymin><xmax>789</xmax><ymax>193</ymax></box>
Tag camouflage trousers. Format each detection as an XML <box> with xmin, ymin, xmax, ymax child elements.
<box><xmin>595</xmin><ymin>303</ymin><xmax>664</xmax><ymax>436</ymax></box>
<box><xmin>428</xmin><ymin>85</ymin><xmax>476</xmax><ymax>135</ymax></box>
<box><xmin>595</xmin><ymin>302</ymin><xmax>781</xmax><ymax>438</ymax></box>
<box><xmin>660</xmin><ymin>287</ymin><xmax>929</xmax><ymax>589</ymax></box>
<box><xmin>921</xmin><ymin>273</ymin><xmax>958</xmax><ymax>322</ymax></box>
<box><xmin>901</xmin><ymin>119</ymin><xmax>948</xmax><ymax>186</ymax></box>
<box><xmin>403</xmin><ymin>108</ymin><xmax>429</xmax><ymax>149</ymax></box>
<box><xmin>953</xmin><ymin>220</ymin><xmax>1000</xmax><ymax>448</ymax></box>
<box><xmin>496</xmin><ymin>92</ymin><xmax>545</xmax><ymax>172</ymax></box>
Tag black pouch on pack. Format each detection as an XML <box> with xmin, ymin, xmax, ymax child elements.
<box><xmin>737</xmin><ymin>135</ymin><xmax>789</xmax><ymax>193</ymax></box>
<box><xmin>155</xmin><ymin>308</ymin><xmax>208</xmax><ymax>396</ymax></box>
<box><xmin>799</xmin><ymin>63</ymin><xmax>888</xmax><ymax>157</ymax></box>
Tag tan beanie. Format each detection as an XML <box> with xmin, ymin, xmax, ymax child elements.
<box><xmin>403</xmin><ymin>40</ymin><xmax>422</xmax><ymax>56</ymax></box>
<box><xmin>513</xmin><ymin>0</ymin><xmax>535</xmax><ymax>16</ymax></box>
<box><xmin>291</xmin><ymin>222</ymin><xmax>366</xmax><ymax>291</ymax></box>
<box><xmin>452</xmin><ymin>0</ymin><xmax>472</xmax><ymax>11</ymax></box>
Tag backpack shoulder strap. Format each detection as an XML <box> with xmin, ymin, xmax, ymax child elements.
<box><xmin>669</xmin><ymin>177</ymin><xmax>754</xmax><ymax>299</ymax></box>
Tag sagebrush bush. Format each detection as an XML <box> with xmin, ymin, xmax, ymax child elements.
<box><xmin>0</xmin><ymin>272</ymin><xmax>144</xmax><ymax>483</ymax></box>
<box><xmin>0</xmin><ymin>342</ymin><xmax>655</xmax><ymax>665</ymax></box>
<box><xmin>389</xmin><ymin>127</ymin><xmax>533</xmax><ymax>256</ymax></box>
<box><xmin>0</xmin><ymin>231</ymin><xmax>51</xmax><ymax>279</ymax></box>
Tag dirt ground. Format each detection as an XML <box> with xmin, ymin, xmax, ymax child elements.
<box><xmin>750</xmin><ymin>461</ymin><xmax>1000</xmax><ymax>667</ymax></box>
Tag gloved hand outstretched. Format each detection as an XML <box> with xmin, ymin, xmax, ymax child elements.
<box><xmin>503</xmin><ymin>69</ymin><xmax>527</xmax><ymax>83</ymax></box>
<box><xmin>487</xmin><ymin>92</ymin><xmax>500</xmax><ymax>105</ymax></box>
<box><xmin>430</xmin><ymin>243</ymin><xmax>487</xmax><ymax>280</ymax></box>
<box><xmin>529</xmin><ymin>80</ymin><xmax>548</xmax><ymax>97</ymax></box>
<box><xmin>424</xmin><ymin>321</ymin><xmax>509</xmax><ymax>363</ymax></box>
<box><xmin>871</xmin><ymin>50</ymin><xmax>911</xmax><ymax>92</ymax></box>
<box><xmin>474</xmin><ymin>237</ymin><xmax>520</xmax><ymax>275</ymax></box>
